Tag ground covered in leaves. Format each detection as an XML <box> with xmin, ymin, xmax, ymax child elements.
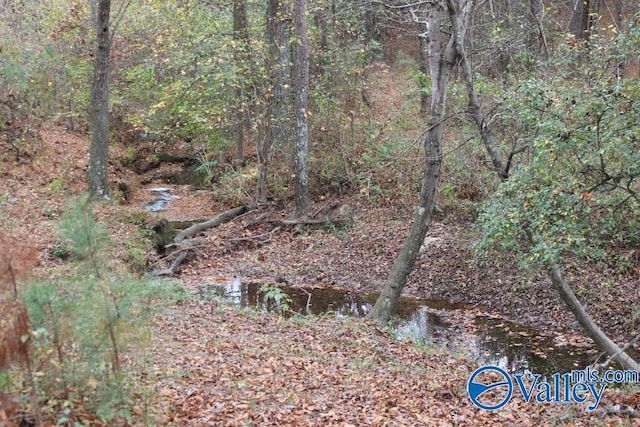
<box><xmin>1</xmin><ymin>65</ymin><xmax>639</xmax><ymax>424</ymax></box>
<box><xmin>149</xmin><ymin>298</ymin><xmax>639</xmax><ymax>426</ymax></box>
<box><xmin>176</xmin><ymin>200</ymin><xmax>640</xmax><ymax>347</ymax></box>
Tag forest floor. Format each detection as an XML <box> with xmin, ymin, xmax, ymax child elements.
<box><xmin>2</xmin><ymin>68</ymin><xmax>640</xmax><ymax>425</ymax></box>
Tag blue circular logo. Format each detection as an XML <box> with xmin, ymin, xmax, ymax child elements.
<box><xmin>467</xmin><ymin>366</ymin><xmax>513</xmax><ymax>410</ymax></box>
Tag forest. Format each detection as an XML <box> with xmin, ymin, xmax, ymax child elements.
<box><xmin>1</xmin><ymin>0</ymin><xmax>640</xmax><ymax>425</ymax></box>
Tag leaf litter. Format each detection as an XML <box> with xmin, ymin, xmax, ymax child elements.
<box><xmin>1</xmin><ymin>127</ymin><xmax>639</xmax><ymax>425</ymax></box>
<box><xmin>149</xmin><ymin>299</ymin><xmax>638</xmax><ymax>426</ymax></box>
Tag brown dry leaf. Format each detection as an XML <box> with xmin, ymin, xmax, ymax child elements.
<box><xmin>0</xmin><ymin>301</ymin><xmax>29</xmax><ymax>369</ymax></box>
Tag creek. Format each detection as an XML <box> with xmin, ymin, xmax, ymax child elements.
<box><xmin>142</xmin><ymin>184</ymin><xmax>606</xmax><ymax>376</ymax></box>
<box><xmin>143</xmin><ymin>188</ymin><xmax>179</xmax><ymax>212</ymax></box>
<box><xmin>197</xmin><ymin>277</ymin><xmax>606</xmax><ymax>376</ymax></box>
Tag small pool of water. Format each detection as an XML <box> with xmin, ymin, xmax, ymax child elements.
<box><xmin>198</xmin><ymin>278</ymin><xmax>609</xmax><ymax>375</ymax></box>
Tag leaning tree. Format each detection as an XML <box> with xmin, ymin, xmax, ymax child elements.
<box><xmin>368</xmin><ymin>0</ymin><xmax>475</xmax><ymax>322</ymax></box>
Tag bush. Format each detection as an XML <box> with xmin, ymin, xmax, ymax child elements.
<box><xmin>1</xmin><ymin>198</ymin><xmax>184</xmax><ymax>424</ymax></box>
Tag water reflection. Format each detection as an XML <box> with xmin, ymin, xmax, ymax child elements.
<box><xmin>221</xmin><ymin>277</ymin><xmax>376</xmax><ymax>316</ymax></box>
<box><xmin>200</xmin><ymin>278</ymin><xmax>603</xmax><ymax>375</ymax></box>
<box><xmin>472</xmin><ymin>315</ymin><xmax>602</xmax><ymax>374</ymax></box>
<box><xmin>395</xmin><ymin>309</ymin><xmax>443</xmax><ymax>343</ymax></box>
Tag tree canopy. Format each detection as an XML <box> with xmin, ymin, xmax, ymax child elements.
<box><xmin>476</xmin><ymin>26</ymin><xmax>640</xmax><ymax>272</ymax></box>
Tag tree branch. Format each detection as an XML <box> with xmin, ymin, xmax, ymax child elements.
<box><xmin>370</xmin><ymin>0</ymin><xmax>436</xmax><ymax>10</ymax></box>
<box><xmin>546</xmin><ymin>263</ymin><xmax>640</xmax><ymax>371</ymax></box>
<box><xmin>154</xmin><ymin>205</ymin><xmax>247</xmax><ymax>276</ymax></box>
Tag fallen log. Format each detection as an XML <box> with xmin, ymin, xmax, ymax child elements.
<box><xmin>154</xmin><ymin>205</ymin><xmax>247</xmax><ymax>276</ymax></box>
<box><xmin>546</xmin><ymin>263</ymin><xmax>640</xmax><ymax>371</ymax></box>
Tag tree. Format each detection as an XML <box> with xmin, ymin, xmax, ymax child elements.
<box><xmin>528</xmin><ymin>0</ymin><xmax>547</xmax><ymax>57</ymax></box>
<box><xmin>371</xmin><ymin>0</ymin><xmax>640</xmax><ymax>370</ymax></box>
<box><xmin>233</xmin><ymin>0</ymin><xmax>249</xmax><ymax>167</ymax></box>
<box><xmin>569</xmin><ymin>0</ymin><xmax>591</xmax><ymax>40</ymax></box>
<box><xmin>88</xmin><ymin>0</ymin><xmax>111</xmax><ymax>199</ymax></box>
<box><xmin>475</xmin><ymin>26</ymin><xmax>640</xmax><ymax>369</ymax></box>
<box><xmin>257</xmin><ymin>0</ymin><xmax>293</xmax><ymax>203</ymax></box>
<box><xmin>292</xmin><ymin>0</ymin><xmax>310</xmax><ymax>217</ymax></box>
<box><xmin>368</xmin><ymin>0</ymin><xmax>475</xmax><ymax>322</ymax></box>
<box><xmin>418</xmin><ymin>35</ymin><xmax>429</xmax><ymax>114</ymax></box>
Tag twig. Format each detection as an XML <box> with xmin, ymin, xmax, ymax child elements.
<box><xmin>244</xmin><ymin>209</ymin><xmax>275</xmax><ymax>229</ymax></box>
<box><xmin>234</xmin><ymin>207</ymin><xmax>259</xmax><ymax>223</ymax></box>
<box><xmin>370</xmin><ymin>0</ymin><xmax>436</xmax><ymax>9</ymax></box>
<box><xmin>148</xmin><ymin>245</ymin><xmax>207</xmax><ymax>268</ymax></box>
<box><xmin>311</xmin><ymin>198</ymin><xmax>336</xmax><ymax>218</ymax></box>
<box><xmin>593</xmin><ymin>332</ymin><xmax>640</xmax><ymax>370</ymax></box>
<box><xmin>227</xmin><ymin>226</ymin><xmax>281</xmax><ymax>242</ymax></box>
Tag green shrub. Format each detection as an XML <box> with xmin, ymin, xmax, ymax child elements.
<box><xmin>259</xmin><ymin>284</ymin><xmax>293</xmax><ymax>314</ymax></box>
<box><xmin>2</xmin><ymin>197</ymin><xmax>184</xmax><ymax>424</ymax></box>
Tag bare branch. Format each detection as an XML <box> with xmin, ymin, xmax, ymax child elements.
<box><xmin>593</xmin><ymin>332</ymin><xmax>640</xmax><ymax>371</ymax></box>
<box><xmin>370</xmin><ymin>0</ymin><xmax>436</xmax><ymax>9</ymax></box>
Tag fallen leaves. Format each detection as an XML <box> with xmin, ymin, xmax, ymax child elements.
<box><xmin>2</xmin><ymin>125</ymin><xmax>639</xmax><ymax>425</ymax></box>
<box><xmin>150</xmin><ymin>301</ymin><xmax>636</xmax><ymax>426</ymax></box>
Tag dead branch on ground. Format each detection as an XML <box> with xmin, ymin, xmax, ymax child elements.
<box><xmin>154</xmin><ymin>205</ymin><xmax>247</xmax><ymax>276</ymax></box>
<box><xmin>227</xmin><ymin>226</ymin><xmax>281</xmax><ymax>242</ymax></box>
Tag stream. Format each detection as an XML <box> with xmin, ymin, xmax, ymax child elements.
<box><xmin>143</xmin><ymin>188</ymin><xmax>179</xmax><ymax>212</ymax></box>
<box><xmin>142</xmin><ymin>188</ymin><xmax>606</xmax><ymax>376</ymax></box>
<box><xmin>198</xmin><ymin>277</ymin><xmax>606</xmax><ymax>376</ymax></box>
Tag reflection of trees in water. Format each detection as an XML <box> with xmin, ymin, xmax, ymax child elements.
<box><xmin>321</xmin><ymin>294</ymin><xmax>372</xmax><ymax>317</ymax></box>
<box><xmin>396</xmin><ymin>310</ymin><xmax>439</xmax><ymax>343</ymax></box>
<box><xmin>211</xmin><ymin>279</ymin><xmax>598</xmax><ymax>375</ymax></box>
<box><xmin>221</xmin><ymin>280</ymin><xmax>371</xmax><ymax>315</ymax></box>
<box><xmin>473</xmin><ymin>316</ymin><xmax>597</xmax><ymax>375</ymax></box>
<box><xmin>224</xmin><ymin>276</ymin><xmax>251</xmax><ymax>306</ymax></box>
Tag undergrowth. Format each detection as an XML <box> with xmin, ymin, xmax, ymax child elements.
<box><xmin>0</xmin><ymin>197</ymin><xmax>184</xmax><ymax>425</ymax></box>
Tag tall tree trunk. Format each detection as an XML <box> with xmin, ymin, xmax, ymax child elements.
<box><xmin>453</xmin><ymin>13</ymin><xmax>507</xmax><ymax>180</ymax></box>
<box><xmin>88</xmin><ymin>0</ymin><xmax>111</xmax><ymax>199</ymax></box>
<box><xmin>570</xmin><ymin>0</ymin><xmax>590</xmax><ymax>40</ymax></box>
<box><xmin>257</xmin><ymin>0</ymin><xmax>293</xmax><ymax>203</ymax></box>
<box><xmin>368</xmin><ymin>0</ymin><xmax>474</xmax><ymax>323</ymax></box>
<box><xmin>293</xmin><ymin>0</ymin><xmax>310</xmax><ymax>217</ymax></box>
<box><xmin>256</xmin><ymin>104</ymin><xmax>271</xmax><ymax>204</ymax></box>
<box><xmin>270</xmin><ymin>0</ymin><xmax>293</xmax><ymax>149</ymax></box>
<box><xmin>418</xmin><ymin>35</ymin><xmax>429</xmax><ymax>115</ymax></box>
<box><xmin>314</xmin><ymin>7</ymin><xmax>329</xmax><ymax>51</ymax></box>
<box><xmin>528</xmin><ymin>0</ymin><xmax>547</xmax><ymax>57</ymax></box>
<box><xmin>233</xmin><ymin>0</ymin><xmax>249</xmax><ymax>167</ymax></box>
